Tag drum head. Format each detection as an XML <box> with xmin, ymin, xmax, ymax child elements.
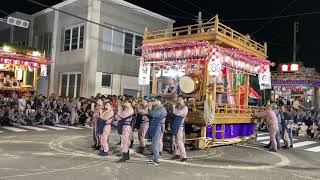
<box><xmin>179</xmin><ymin>76</ymin><xmax>195</xmax><ymax>94</ymax></box>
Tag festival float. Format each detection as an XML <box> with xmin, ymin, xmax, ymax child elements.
<box><xmin>271</xmin><ymin>63</ymin><xmax>320</xmax><ymax>108</ymax></box>
<box><xmin>0</xmin><ymin>44</ymin><xmax>50</xmax><ymax>97</ymax></box>
<box><xmin>138</xmin><ymin>15</ymin><xmax>275</xmax><ymax>149</ymax></box>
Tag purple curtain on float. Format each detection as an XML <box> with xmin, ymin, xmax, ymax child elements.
<box><xmin>207</xmin><ymin>123</ymin><xmax>255</xmax><ymax>139</ymax></box>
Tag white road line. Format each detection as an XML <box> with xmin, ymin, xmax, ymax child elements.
<box><xmin>257</xmin><ymin>136</ymin><xmax>270</xmax><ymax>141</ymax></box>
<box><xmin>39</xmin><ymin>125</ymin><xmax>66</xmax><ymax>130</ymax></box>
<box><xmin>0</xmin><ymin>130</ymin><xmax>3</xmax><ymax>133</ymax></box>
<box><xmin>259</xmin><ymin>139</ymin><xmax>298</xmax><ymax>144</ymax></box>
<box><xmin>305</xmin><ymin>146</ymin><xmax>320</xmax><ymax>152</ymax></box>
<box><xmin>56</xmin><ymin>125</ymin><xmax>84</xmax><ymax>130</ymax></box>
<box><xmin>13</xmin><ymin>124</ymin><xmax>47</xmax><ymax>131</ymax></box>
<box><xmin>292</xmin><ymin>141</ymin><xmax>317</xmax><ymax>148</ymax></box>
<box><xmin>257</xmin><ymin>133</ymin><xmax>269</xmax><ymax>136</ymax></box>
<box><xmin>1</xmin><ymin>126</ymin><xmax>27</xmax><ymax>132</ymax></box>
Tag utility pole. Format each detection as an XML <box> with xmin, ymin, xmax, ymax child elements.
<box><xmin>197</xmin><ymin>11</ymin><xmax>202</xmax><ymax>24</ymax></box>
<box><xmin>293</xmin><ymin>21</ymin><xmax>299</xmax><ymax>62</ymax></box>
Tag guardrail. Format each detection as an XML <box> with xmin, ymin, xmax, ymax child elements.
<box><xmin>144</xmin><ymin>15</ymin><xmax>267</xmax><ymax>56</ymax></box>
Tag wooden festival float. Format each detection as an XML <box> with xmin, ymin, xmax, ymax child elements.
<box><xmin>271</xmin><ymin>64</ymin><xmax>320</xmax><ymax>107</ymax></box>
<box><xmin>138</xmin><ymin>15</ymin><xmax>275</xmax><ymax>149</ymax></box>
<box><xmin>0</xmin><ymin>44</ymin><xmax>50</xmax><ymax>97</ymax></box>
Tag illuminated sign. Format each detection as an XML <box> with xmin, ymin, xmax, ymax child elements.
<box><xmin>280</xmin><ymin>64</ymin><xmax>300</xmax><ymax>72</ymax></box>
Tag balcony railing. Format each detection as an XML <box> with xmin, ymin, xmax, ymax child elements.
<box><xmin>144</xmin><ymin>15</ymin><xmax>267</xmax><ymax>56</ymax></box>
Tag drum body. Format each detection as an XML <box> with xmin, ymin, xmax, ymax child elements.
<box><xmin>179</xmin><ymin>74</ymin><xmax>201</xmax><ymax>94</ymax></box>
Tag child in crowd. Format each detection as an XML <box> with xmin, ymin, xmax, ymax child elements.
<box><xmin>298</xmin><ymin>122</ymin><xmax>308</xmax><ymax>137</ymax></box>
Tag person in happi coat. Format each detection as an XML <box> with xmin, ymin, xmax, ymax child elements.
<box><xmin>148</xmin><ymin>96</ymin><xmax>167</xmax><ymax>165</ymax></box>
<box><xmin>116</xmin><ymin>99</ymin><xmax>134</xmax><ymax>162</ymax></box>
<box><xmin>255</xmin><ymin>105</ymin><xmax>279</xmax><ymax>152</ymax></box>
<box><xmin>91</xmin><ymin>98</ymin><xmax>103</xmax><ymax>150</ymax></box>
<box><xmin>129</xmin><ymin>99</ymin><xmax>138</xmax><ymax>149</ymax></box>
<box><xmin>135</xmin><ymin>99</ymin><xmax>149</xmax><ymax>154</ymax></box>
<box><xmin>171</xmin><ymin>96</ymin><xmax>188</xmax><ymax>162</ymax></box>
<box><xmin>98</xmin><ymin>101</ymin><xmax>114</xmax><ymax>156</ymax></box>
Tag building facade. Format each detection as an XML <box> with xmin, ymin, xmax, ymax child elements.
<box><xmin>0</xmin><ymin>0</ymin><xmax>174</xmax><ymax>98</ymax></box>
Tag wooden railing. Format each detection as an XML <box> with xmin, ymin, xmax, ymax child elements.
<box><xmin>144</xmin><ymin>15</ymin><xmax>267</xmax><ymax>56</ymax></box>
<box><xmin>189</xmin><ymin>102</ymin><xmax>258</xmax><ymax>115</ymax></box>
<box><xmin>215</xmin><ymin>104</ymin><xmax>258</xmax><ymax>117</ymax></box>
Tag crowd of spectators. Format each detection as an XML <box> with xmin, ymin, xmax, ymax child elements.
<box><xmin>257</xmin><ymin>96</ymin><xmax>320</xmax><ymax>141</ymax></box>
<box><xmin>0</xmin><ymin>92</ymin><xmax>129</xmax><ymax>127</ymax></box>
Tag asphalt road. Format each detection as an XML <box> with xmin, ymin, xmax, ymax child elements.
<box><xmin>0</xmin><ymin>127</ymin><xmax>319</xmax><ymax>180</ymax></box>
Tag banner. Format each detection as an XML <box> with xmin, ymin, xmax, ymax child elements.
<box><xmin>40</xmin><ymin>64</ymin><xmax>47</xmax><ymax>77</ymax></box>
<box><xmin>138</xmin><ymin>61</ymin><xmax>151</xmax><ymax>85</ymax></box>
<box><xmin>208</xmin><ymin>47</ymin><xmax>222</xmax><ymax>76</ymax></box>
<box><xmin>258</xmin><ymin>65</ymin><xmax>271</xmax><ymax>90</ymax></box>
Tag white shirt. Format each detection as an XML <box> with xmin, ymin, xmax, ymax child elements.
<box><xmin>18</xmin><ymin>98</ymin><xmax>26</xmax><ymax>111</ymax></box>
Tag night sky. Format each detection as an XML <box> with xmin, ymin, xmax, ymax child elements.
<box><xmin>1</xmin><ymin>0</ymin><xmax>320</xmax><ymax>70</ymax></box>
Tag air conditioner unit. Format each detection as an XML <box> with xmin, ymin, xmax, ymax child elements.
<box><xmin>6</xmin><ymin>16</ymin><xmax>29</xmax><ymax>29</ymax></box>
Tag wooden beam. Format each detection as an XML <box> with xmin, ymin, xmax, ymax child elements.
<box><xmin>23</xmin><ymin>70</ymin><xmax>27</xmax><ymax>86</ymax></box>
<box><xmin>151</xmin><ymin>71</ymin><xmax>157</xmax><ymax>96</ymax></box>
<box><xmin>197</xmin><ymin>126</ymin><xmax>207</xmax><ymax>149</ymax></box>
<box><xmin>212</xmin><ymin>125</ymin><xmax>216</xmax><ymax>141</ymax></box>
<box><xmin>33</xmin><ymin>68</ymin><xmax>38</xmax><ymax>94</ymax></box>
<box><xmin>221</xmin><ymin>124</ymin><xmax>225</xmax><ymax>140</ymax></box>
<box><xmin>244</xmin><ymin>74</ymin><xmax>250</xmax><ymax>106</ymax></box>
<box><xmin>236</xmin><ymin>85</ymin><xmax>241</xmax><ymax>107</ymax></box>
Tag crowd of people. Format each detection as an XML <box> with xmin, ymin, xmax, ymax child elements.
<box><xmin>0</xmin><ymin>92</ymin><xmax>188</xmax><ymax>165</ymax></box>
<box><xmin>255</xmin><ymin>96</ymin><xmax>320</xmax><ymax>152</ymax></box>
<box><xmin>0</xmin><ymin>72</ymin><xmax>20</xmax><ymax>87</ymax></box>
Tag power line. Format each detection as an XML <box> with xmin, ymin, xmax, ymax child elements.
<box><xmin>25</xmin><ymin>0</ymin><xmax>141</xmax><ymax>35</ymax></box>
<box><xmin>162</xmin><ymin>14</ymin><xmax>197</xmax><ymax>20</ymax></box>
<box><xmin>0</xmin><ymin>9</ymin><xmax>10</xmax><ymax>16</ymax></box>
<box><xmin>252</xmin><ymin>0</ymin><xmax>298</xmax><ymax>35</ymax></box>
<box><xmin>101</xmin><ymin>0</ymin><xmax>202</xmax><ymax>21</ymax></box>
<box><xmin>181</xmin><ymin>0</ymin><xmax>213</xmax><ymax>16</ymax></box>
<box><xmin>222</xmin><ymin>11</ymin><xmax>320</xmax><ymax>22</ymax></box>
<box><xmin>158</xmin><ymin>0</ymin><xmax>195</xmax><ymax>17</ymax></box>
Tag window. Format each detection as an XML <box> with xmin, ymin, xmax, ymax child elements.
<box><xmin>38</xmin><ymin>32</ymin><xmax>52</xmax><ymax>55</ymax></box>
<box><xmin>63</xmin><ymin>24</ymin><xmax>84</xmax><ymax>51</ymax></box>
<box><xmin>59</xmin><ymin>72</ymin><xmax>81</xmax><ymax>98</ymax></box>
<box><xmin>102</xmin><ymin>28</ymin><xmax>112</xmax><ymax>51</ymax></box>
<box><xmin>64</xmin><ymin>29</ymin><xmax>71</xmax><ymax>51</ymax></box>
<box><xmin>101</xmin><ymin>73</ymin><xmax>112</xmax><ymax>87</ymax></box>
<box><xmin>71</xmin><ymin>27</ymin><xmax>78</xmax><ymax>50</ymax></box>
<box><xmin>16</xmin><ymin>40</ymin><xmax>28</xmax><ymax>46</ymax></box>
<box><xmin>124</xmin><ymin>32</ymin><xmax>133</xmax><ymax>55</ymax></box>
<box><xmin>113</xmin><ymin>27</ymin><xmax>124</xmax><ymax>53</ymax></box>
<box><xmin>79</xmin><ymin>25</ymin><xmax>84</xmax><ymax>48</ymax></box>
<box><xmin>102</xmin><ymin>25</ymin><xmax>143</xmax><ymax>56</ymax></box>
<box><xmin>135</xmin><ymin>36</ymin><xmax>143</xmax><ymax>56</ymax></box>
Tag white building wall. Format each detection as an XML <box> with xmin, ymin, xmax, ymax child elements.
<box><xmin>95</xmin><ymin>72</ymin><xmax>141</xmax><ymax>96</ymax></box>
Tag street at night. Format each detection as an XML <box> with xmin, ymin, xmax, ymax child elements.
<box><xmin>0</xmin><ymin>127</ymin><xmax>319</xmax><ymax>180</ymax></box>
<box><xmin>1</xmin><ymin>0</ymin><xmax>320</xmax><ymax>180</ymax></box>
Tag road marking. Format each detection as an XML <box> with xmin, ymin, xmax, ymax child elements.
<box><xmin>257</xmin><ymin>133</ymin><xmax>269</xmax><ymax>136</ymax></box>
<box><xmin>292</xmin><ymin>141</ymin><xmax>317</xmax><ymax>148</ymax></box>
<box><xmin>0</xmin><ymin>130</ymin><xmax>3</xmax><ymax>133</ymax></box>
<box><xmin>49</xmin><ymin>135</ymin><xmax>290</xmax><ymax>171</ymax></box>
<box><xmin>1</xmin><ymin>126</ymin><xmax>27</xmax><ymax>132</ymax></box>
<box><xmin>257</xmin><ymin>136</ymin><xmax>270</xmax><ymax>141</ymax></box>
<box><xmin>55</xmin><ymin>125</ymin><xmax>84</xmax><ymax>130</ymax></box>
<box><xmin>304</xmin><ymin>146</ymin><xmax>320</xmax><ymax>152</ymax></box>
<box><xmin>13</xmin><ymin>124</ymin><xmax>47</xmax><ymax>131</ymax></box>
<box><xmin>84</xmin><ymin>125</ymin><xmax>92</xmax><ymax>129</ymax></box>
<box><xmin>39</xmin><ymin>125</ymin><xmax>66</xmax><ymax>130</ymax></box>
<box><xmin>259</xmin><ymin>139</ymin><xmax>298</xmax><ymax>144</ymax></box>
